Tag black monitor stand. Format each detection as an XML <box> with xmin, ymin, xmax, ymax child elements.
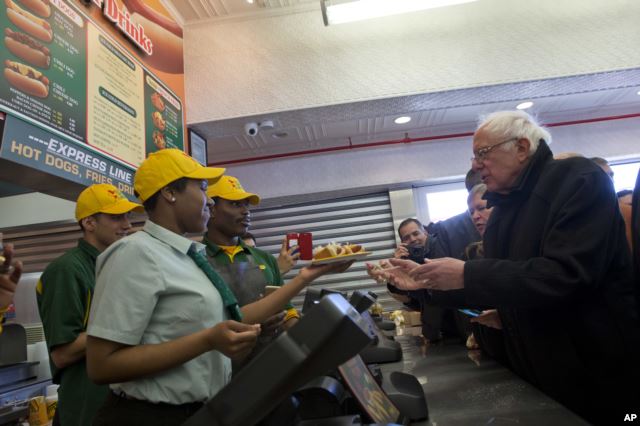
<box><xmin>359</xmin><ymin>311</ymin><xmax>403</xmax><ymax>364</ymax></box>
<box><xmin>183</xmin><ymin>294</ymin><xmax>373</xmax><ymax>426</ymax></box>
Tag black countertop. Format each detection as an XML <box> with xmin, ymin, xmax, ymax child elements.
<box><xmin>379</xmin><ymin>333</ymin><xmax>590</xmax><ymax>426</ymax></box>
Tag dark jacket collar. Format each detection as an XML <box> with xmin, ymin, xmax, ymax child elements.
<box><xmin>484</xmin><ymin>140</ymin><xmax>553</xmax><ymax>208</ymax></box>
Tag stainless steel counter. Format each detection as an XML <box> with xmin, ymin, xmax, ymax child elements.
<box><xmin>380</xmin><ymin>333</ymin><xmax>590</xmax><ymax>426</ymax></box>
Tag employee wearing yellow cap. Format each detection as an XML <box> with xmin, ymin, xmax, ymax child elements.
<box><xmin>85</xmin><ymin>150</ymin><xmax>260</xmax><ymax>425</ymax></box>
<box><xmin>204</xmin><ymin>176</ymin><xmax>347</xmax><ymax>371</ymax></box>
<box><xmin>36</xmin><ymin>183</ymin><xmax>142</xmax><ymax>426</ymax></box>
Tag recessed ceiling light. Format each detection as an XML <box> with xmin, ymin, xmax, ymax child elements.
<box><xmin>637</xmin><ymin>90</ymin><xmax>640</xmax><ymax>95</ymax></box>
<box><xmin>394</xmin><ymin>116</ymin><xmax>411</xmax><ymax>124</ymax></box>
<box><xmin>246</xmin><ymin>0</ymin><xmax>254</xmax><ymax>3</ymax></box>
<box><xmin>516</xmin><ymin>101</ymin><xmax>534</xmax><ymax>110</ymax></box>
<box><xmin>271</xmin><ymin>132</ymin><xmax>289</xmax><ymax>139</ymax></box>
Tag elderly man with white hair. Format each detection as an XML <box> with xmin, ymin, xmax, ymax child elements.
<box><xmin>378</xmin><ymin>110</ymin><xmax>640</xmax><ymax>423</ymax></box>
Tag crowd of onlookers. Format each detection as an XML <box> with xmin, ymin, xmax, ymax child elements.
<box><xmin>372</xmin><ymin>110</ymin><xmax>640</xmax><ymax>424</ymax></box>
<box><xmin>1</xmin><ymin>110</ymin><xmax>638</xmax><ymax>425</ymax></box>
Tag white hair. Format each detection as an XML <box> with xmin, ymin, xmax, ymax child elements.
<box><xmin>467</xmin><ymin>183</ymin><xmax>487</xmax><ymax>204</ymax></box>
<box><xmin>476</xmin><ymin>110</ymin><xmax>551</xmax><ymax>157</ymax></box>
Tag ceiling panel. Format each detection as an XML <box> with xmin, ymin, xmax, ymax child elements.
<box><xmin>165</xmin><ymin>1</ymin><xmax>640</xmax><ymax>165</ymax></box>
<box><xmin>188</xmin><ymin>69</ymin><xmax>640</xmax><ymax>164</ymax></box>
<box><xmin>165</xmin><ymin>0</ymin><xmax>318</xmax><ymax>22</ymax></box>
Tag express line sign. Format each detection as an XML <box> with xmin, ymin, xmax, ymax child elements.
<box><xmin>0</xmin><ymin>115</ymin><xmax>136</xmax><ymax>199</ymax></box>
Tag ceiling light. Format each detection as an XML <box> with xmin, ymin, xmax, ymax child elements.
<box><xmin>637</xmin><ymin>90</ymin><xmax>640</xmax><ymax>95</ymax></box>
<box><xmin>321</xmin><ymin>0</ymin><xmax>478</xmax><ymax>26</ymax></box>
<box><xmin>246</xmin><ymin>0</ymin><xmax>254</xmax><ymax>4</ymax></box>
<box><xmin>272</xmin><ymin>132</ymin><xmax>289</xmax><ymax>139</ymax></box>
<box><xmin>394</xmin><ymin>116</ymin><xmax>412</xmax><ymax>124</ymax></box>
<box><xmin>516</xmin><ymin>101</ymin><xmax>534</xmax><ymax>110</ymax></box>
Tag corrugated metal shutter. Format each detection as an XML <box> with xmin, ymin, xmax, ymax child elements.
<box><xmin>2</xmin><ymin>220</ymin><xmax>145</xmax><ymax>274</ymax></box>
<box><xmin>1</xmin><ymin>191</ymin><xmax>402</xmax><ymax>331</ymax></box>
<box><xmin>248</xmin><ymin>192</ymin><xmax>403</xmax><ymax>312</ymax></box>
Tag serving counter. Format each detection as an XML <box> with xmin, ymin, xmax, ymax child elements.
<box><xmin>382</xmin><ymin>332</ymin><xmax>589</xmax><ymax>426</ymax></box>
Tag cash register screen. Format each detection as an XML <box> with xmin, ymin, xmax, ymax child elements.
<box><xmin>338</xmin><ymin>355</ymin><xmax>403</xmax><ymax>424</ymax></box>
<box><xmin>183</xmin><ymin>294</ymin><xmax>373</xmax><ymax>426</ymax></box>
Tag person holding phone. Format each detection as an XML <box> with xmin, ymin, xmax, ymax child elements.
<box><xmin>373</xmin><ymin>111</ymin><xmax>640</xmax><ymax>423</ymax></box>
<box><xmin>241</xmin><ymin>232</ymin><xmax>300</xmax><ymax>275</ymax></box>
<box><xmin>204</xmin><ymin>175</ymin><xmax>349</xmax><ymax>369</ymax></box>
<box><xmin>276</xmin><ymin>236</ymin><xmax>300</xmax><ymax>275</ymax></box>
<box><xmin>461</xmin><ymin>183</ymin><xmax>507</xmax><ymax>362</ymax></box>
<box><xmin>387</xmin><ymin>218</ymin><xmax>460</xmax><ymax>342</ymax></box>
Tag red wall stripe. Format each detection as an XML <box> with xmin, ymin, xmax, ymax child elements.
<box><xmin>211</xmin><ymin>112</ymin><xmax>640</xmax><ymax>166</ymax></box>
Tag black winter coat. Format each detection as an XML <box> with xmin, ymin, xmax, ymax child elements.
<box><xmin>464</xmin><ymin>141</ymin><xmax>640</xmax><ymax>423</ymax></box>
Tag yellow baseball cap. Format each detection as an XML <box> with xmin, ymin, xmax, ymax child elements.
<box><xmin>75</xmin><ymin>184</ymin><xmax>143</xmax><ymax>221</ymax></box>
<box><xmin>134</xmin><ymin>149</ymin><xmax>225</xmax><ymax>202</ymax></box>
<box><xmin>206</xmin><ymin>175</ymin><xmax>260</xmax><ymax>205</ymax></box>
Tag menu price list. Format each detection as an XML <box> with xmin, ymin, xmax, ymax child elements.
<box><xmin>144</xmin><ymin>73</ymin><xmax>183</xmax><ymax>156</ymax></box>
<box><xmin>0</xmin><ymin>0</ymin><xmax>86</xmax><ymax>141</ymax></box>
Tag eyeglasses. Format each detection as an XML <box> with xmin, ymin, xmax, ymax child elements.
<box><xmin>471</xmin><ymin>138</ymin><xmax>518</xmax><ymax>163</ymax></box>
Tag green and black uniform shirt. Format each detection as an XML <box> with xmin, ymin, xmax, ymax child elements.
<box><xmin>36</xmin><ymin>239</ymin><xmax>108</xmax><ymax>426</ymax></box>
<box><xmin>203</xmin><ymin>237</ymin><xmax>298</xmax><ymax>320</ymax></box>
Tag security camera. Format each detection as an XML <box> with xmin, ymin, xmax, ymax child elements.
<box><xmin>245</xmin><ymin>122</ymin><xmax>259</xmax><ymax>137</ymax></box>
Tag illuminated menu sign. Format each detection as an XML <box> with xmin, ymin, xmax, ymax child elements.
<box><xmin>0</xmin><ymin>0</ymin><xmax>185</xmax><ymax>180</ymax></box>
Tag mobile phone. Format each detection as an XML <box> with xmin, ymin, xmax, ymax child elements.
<box><xmin>458</xmin><ymin>309</ymin><xmax>482</xmax><ymax>317</ymax></box>
<box><xmin>264</xmin><ymin>285</ymin><xmax>280</xmax><ymax>296</ymax></box>
<box><xmin>403</xmin><ymin>244</ymin><xmax>426</xmax><ymax>264</ymax></box>
<box><xmin>286</xmin><ymin>233</ymin><xmax>299</xmax><ymax>249</ymax></box>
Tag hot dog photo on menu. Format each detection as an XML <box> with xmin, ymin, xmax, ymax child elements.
<box><xmin>5</xmin><ymin>0</ymin><xmax>52</xmax><ymax>42</ymax></box>
<box><xmin>4</xmin><ymin>27</ymin><xmax>50</xmax><ymax>68</ymax></box>
<box><xmin>4</xmin><ymin>59</ymin><xmax>48</xmax><ymax>97</ymax></box>
<box><xmin>0</xmin><ymin>0</ymin><xmax>89</xmax><ymax>141</ymax></box>
<box><xmin>3</xmin><ymin>0</ymin><xmax>52</xmax><ymax>99</ymax></box>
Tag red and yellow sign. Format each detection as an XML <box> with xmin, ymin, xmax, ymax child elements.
<box><xmin>0</xmin><ymin>0</ymin><xmax>185</xmax><ymax>172</ymax></box>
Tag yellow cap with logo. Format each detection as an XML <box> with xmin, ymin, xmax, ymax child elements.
<box><xmin>206</xmin><ymin>175</ymin><xmax>260</xmax><ymax>205</ymax></box>
<box><xmin>75</xmin><ymin>184</ymin><xmax>143</xmax><ymax>221</ymax></box>
<box><xmin>134</xmin><ymin>149</ymin><xmax>226</xmax><ymax>202</ymax></box>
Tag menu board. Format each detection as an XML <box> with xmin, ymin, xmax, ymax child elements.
<box><xmin>0</xmin><ymin>0</ymin><xmax>185</xmax><ymax>171</ymax></box>
<box><xmin>1</xmin><ymin>0</ymin><xmax>86</xmax><ymax>141</ymax></box>
<box><xmin>144</xmin><ymin>73</ymin><xmax>183</xmax><ymax>154</ymax></box>
<box><xmin>1</xmin><ymin>114</ymin><xmax>137</xmax><ymax>197</ymax></box>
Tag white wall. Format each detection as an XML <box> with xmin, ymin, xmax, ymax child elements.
<box><xmin>0</xmin><ymin>193</ymin><xmax>75</xmax><ymax>228</ymax></box>
<box><xmin>184</xmin><ymin>0</ymin><xmax>640</xmax><ymax>123</ymax></box>
<box><xmin>2</xmin><ymin>114</ymin><xmax>639</xmax><ymax>228</ymax></box>
<box><xmin>224</xmin><ymin>116</ymin><xmax>640</xmax><ymax>204</ymax></box>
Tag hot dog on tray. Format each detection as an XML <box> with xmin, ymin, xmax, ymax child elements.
<box><xmin>4</xmin><ymin>28</ymin><xmax>50</xmax><ymax>68</ymax></box>
<box><xmin>4</xmin><ymin>59</ymin><xmax>49</xmax><ymax>98</ymax></box>
<box><xmin>5</xmin><ymin>0</ymin><xmax>53</xmax><ymax>43</ymax></box>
